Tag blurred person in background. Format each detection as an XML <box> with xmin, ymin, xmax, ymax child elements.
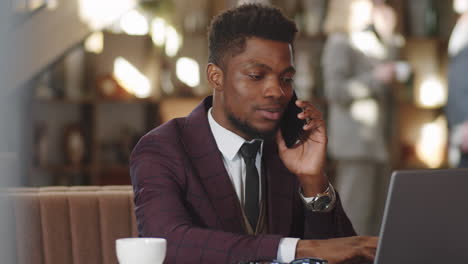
<box><xmin>322</xmin><ymin>0</ymin><xmax>402</xmax><ymax>235</ymax></box>
<box><xmin>447</xmin><ymin>0</ymin><xmax>468</xmax><ymax>168</ymax></box>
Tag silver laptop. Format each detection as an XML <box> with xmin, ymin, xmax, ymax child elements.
<box><xmin>374</xmin><ymin>169</ymin><xmax>468</xmax><ymax>264</ymax></box>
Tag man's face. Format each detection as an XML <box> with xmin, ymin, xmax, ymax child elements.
<box><xmin>212</xmin><ymin>37</ymin><xmax>295</xmax><ymax>140</ymax></box>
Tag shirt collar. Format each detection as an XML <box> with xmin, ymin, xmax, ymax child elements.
<box><xmin>208</xmin><ymin>108</ymin><xmax>263</xmax><ymax>161</ymax></box>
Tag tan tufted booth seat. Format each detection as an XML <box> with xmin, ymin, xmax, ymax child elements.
<box><xmin>3</xmin><ymin>186</ymin><xmax>137</xmax><ymax>264</ymax></box>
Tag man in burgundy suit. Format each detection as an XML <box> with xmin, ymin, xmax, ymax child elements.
<box><xmin>130</xmin><ymin>4</ymin><xmax>378</xmax><ymax>264</ymax></box>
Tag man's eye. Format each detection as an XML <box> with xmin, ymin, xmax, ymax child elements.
<box><xmin>248</xmin><ymin>74</ymin><xmax>263</xmax><ymax>80</ymax></box>
<box><xmin>282</xmin><ymin>77</ymin><xmax>294</xmax><ymax>83</ymax></box>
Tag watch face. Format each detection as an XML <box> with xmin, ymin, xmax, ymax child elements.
<box><xmin>313</xmin><ymin>195</ymin><xmax>332</xmax><ymax>211</ymax></box>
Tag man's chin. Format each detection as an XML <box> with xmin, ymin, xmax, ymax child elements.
<box><xmin>248</xmin><ymin>125</ymin><xmax>279</xmax><ymax>140</ymax></box>
<box><xmin>227</xmin><ymin>112</ymin><xmax>279</xmax><ymax>139</ymax></box>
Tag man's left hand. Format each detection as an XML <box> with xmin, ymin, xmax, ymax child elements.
<box><xmin>276</xmin><ymin>100</ymin><xmax>328</xmax><ymax>196</ymax></box>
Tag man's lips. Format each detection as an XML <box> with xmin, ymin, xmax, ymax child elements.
<box><xmin>256</xmin><ymin>108</ymin><xmax>283</xmax><ymax>121</ymax></box>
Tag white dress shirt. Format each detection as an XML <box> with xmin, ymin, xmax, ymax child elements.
<box><xmin>207</xmin><ymin>108</ymin><xmax>299</xmax><ymax>263</ymax></box>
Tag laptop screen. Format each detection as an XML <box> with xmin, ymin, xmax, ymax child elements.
<box><xmin>374</xmin><ymin>169</ymin><xmax>468</xmax><ymax>263</ymax></box>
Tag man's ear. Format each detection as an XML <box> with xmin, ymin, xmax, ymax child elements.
<box><xmin>206</xmin><ymin>63</ymin><xmax>224</xmax><ymax>92</ymax></box>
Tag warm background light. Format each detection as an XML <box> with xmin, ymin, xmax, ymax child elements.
<box><xmin>84</xmin><ymin>31</ymin><xmax>104</xmax><ymax>54</ymax></box>
<box><xmin>176</xmin><ymin>57</ymin><xmax>200</xmax><ymax>88</ymax></box>
<box><xmin>149</xmin><ymin>17</ymin><xmax>182</xmax><ymax>57</ymax></box>
<box><xmin>165</xmin><ymin>25</ymin><xmax>182</xmax><ymax>57</ymax></box>
<box><xmin>417</xmin><ymin>75</ymin><xmax>447</xmax><ymax>108</ymax></box>
<box><xmin>415</xmin><ymin>116</ymin><xmax>447</xmax><ymax>168</ymax></box>
<box><xmin>78</xmin><ymin>0</ymin><xmax>136</xmax><ymax>30</ymax></box>
<box><xmin>120</xmin><ymin>10</ymin><xmax>149</xmax><ymax>36</ymax></box>
<box><xmin>151</xmin><ymin>18</ymin><xmax>166</xmax><ymax>46</ymax></box>
<box><xmin>113</xmin><ymin>57</ymin><xmax>151</xmax><ymax>98</ymax></box>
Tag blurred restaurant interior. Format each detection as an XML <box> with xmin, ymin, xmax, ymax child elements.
<box><xmin>0</xmin><ymin>0</ymin><xmax>463</xmax><ymax>187</ymax></box>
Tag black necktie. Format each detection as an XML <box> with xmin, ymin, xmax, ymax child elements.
<box><xmin>239</xmin><ymin>141</ymin><xmax>261</xmax><ymax>231</ymax></box>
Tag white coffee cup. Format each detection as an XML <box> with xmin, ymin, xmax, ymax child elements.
<box><xmin>116</xmin><ymin>238</ymin><xmax>167</xmax><ymax>264</ymax></box>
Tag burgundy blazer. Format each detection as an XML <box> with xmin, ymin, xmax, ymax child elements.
<box><xmin>130</xmin><ymin>96</ymin><xmax>355</xmax><ymax>264</ymax></box>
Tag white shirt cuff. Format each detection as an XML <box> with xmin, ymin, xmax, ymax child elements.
<box><xmin>277</xmin><ymin>237</ymin><xmax>300</xmax><ymax>263</ymax></box>
<box><xmin>300</xmin><ymin>191</ymin><xmax>315</xmax><ymax>203</ymax></box>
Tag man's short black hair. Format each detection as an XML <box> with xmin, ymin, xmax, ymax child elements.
<box><xmin>208</xmin><ymin>4</ymin><xmax>298</xmax><ymax>69</ymax></box>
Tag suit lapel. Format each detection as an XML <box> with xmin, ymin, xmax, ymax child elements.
<box><xmin>180</xmin><ymin>96</ymin><xmax>246</xmax><ymax>233</ymax></box>
<box><xmin>263</xmin><ymin>140</ymin><xmax>295</xmax><ymax>236</ymax></box>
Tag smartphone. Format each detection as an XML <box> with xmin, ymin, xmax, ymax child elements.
<box><xmin>280</xmin><ymin>92</ymin><xmax>307</xmax><ymax>148</ymax></box>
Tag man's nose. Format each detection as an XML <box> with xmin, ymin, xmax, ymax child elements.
<box><xmin>263</xmin><ymin>77</ymin><xmax>285</xmax><ymax>98</ymax></box>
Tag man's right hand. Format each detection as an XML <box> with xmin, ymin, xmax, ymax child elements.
<box><xmin>296</xmin><ymin>236</ymin><xmax>378</xmax><ymax>264</ymax></box>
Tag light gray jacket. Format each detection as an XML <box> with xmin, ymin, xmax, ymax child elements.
<box><xmin>322</xmin><ymin>33</ymin><xmax>392</xmax><ymax>162</ymax></box>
